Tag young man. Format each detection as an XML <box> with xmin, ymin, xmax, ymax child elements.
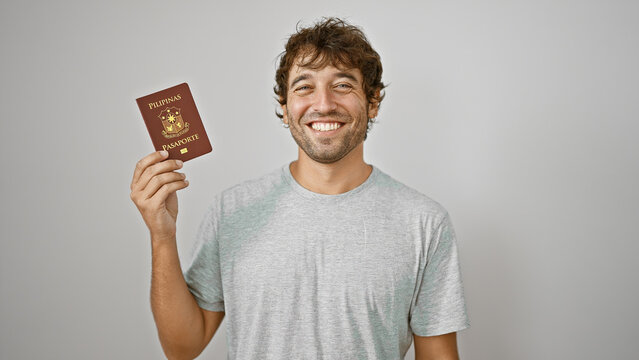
<box><xmin>130</xmin><ymin>17</ymin><xmax>469</xmax><ymax>360</ymax></box>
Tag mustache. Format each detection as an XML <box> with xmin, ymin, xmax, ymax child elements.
<box><xmin>302</xmin><ymin>111</ymin><xmax>351</xmax><ymax>123</ymax></box>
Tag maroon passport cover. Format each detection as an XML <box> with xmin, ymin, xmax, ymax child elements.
<box><xmin>136</xmin><ymin>83</ymin><xmax>212</xmax><ymax>162</ymax></box>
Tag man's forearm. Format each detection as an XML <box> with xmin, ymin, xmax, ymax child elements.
<box><xmin>414</xmin><ymin>332</ymin><xmax>460</xmax><ymax>360</ymax></box>
<box><xmin>150</xmin><ymin>235</ymin><xmax>206</xmax><ymax>359</ymax></box>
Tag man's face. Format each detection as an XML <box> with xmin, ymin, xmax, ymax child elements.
<box><xmin>282</xmin><ymin>60</ymin><xmax>378</xmax><ymax>164</ymax></box>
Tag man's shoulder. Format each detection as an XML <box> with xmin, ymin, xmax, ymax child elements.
<box><xmin>372</xmin><ymin>167</ymin><xmax>449</xmax><ymax>219</ymax></box>
<box><xmin>213</xmin><ymin>165</ymin><xmax>290</xmax><ymax>212</ymax></box>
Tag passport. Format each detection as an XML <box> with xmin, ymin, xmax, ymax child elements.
<box><xmin>136</xmin><ymin>83</ymin><xmax>212</xmax><ymax>162</ymax></box>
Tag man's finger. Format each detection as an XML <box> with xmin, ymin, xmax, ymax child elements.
<box><xmin>131</xmin><ymin>150</ymin><xmax>169</xmax><ymax>189</ymax></box>
<box><xmin>135</xmin><ymin>159</ymin><xmax>184</xmax><ymax>194</ymax></box>
<box><xmin>140</xmin><ymin>172</ymin><xmax>187</xmax><ymax>201</ymax></box>
<box><xmin>148</xmin><ymin>178</ymin><xmax>190</xmax><ymax>205</ymax></box>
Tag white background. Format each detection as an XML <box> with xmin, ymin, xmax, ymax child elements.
<box><xmin>1</xmin><ymin>0</ymin><xmax>637</xmax><ymax>359</ymax></box>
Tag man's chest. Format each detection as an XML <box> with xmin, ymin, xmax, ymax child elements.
<box><xmin>217</xmin><ymin>209</ymin><xmax>423</xmax><ymax>313</ymax></box>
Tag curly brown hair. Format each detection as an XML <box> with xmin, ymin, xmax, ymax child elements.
<box><xmin>274</xmin><ymin>17</ymin><xmax>386</xmax><ymax>129</ymax></box>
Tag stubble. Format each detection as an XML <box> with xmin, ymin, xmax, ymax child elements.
<box><xmin>287</xmin><ymin>108</ymin><xmax>368</xmax><ymax>164</ymax></box>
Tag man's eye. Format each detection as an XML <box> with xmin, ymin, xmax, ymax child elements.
<box><xmin>296</xmin><ymin>85</ymin><xmax>311</xmax><ymax>91</ymax></box>
<box><xmin>335</xmin><ymin>83</ymin><xmax>353</xmax><ymax>91</ymax></box>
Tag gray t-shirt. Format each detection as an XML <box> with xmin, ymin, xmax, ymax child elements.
<box><xmin>184</xmin><ymin>164</ymin><xmax>469</xmax><ymax>359</ymax></box>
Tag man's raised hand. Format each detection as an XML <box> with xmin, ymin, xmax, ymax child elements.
<box><xmin>130</xmin><ymin>150</ymin><xmax>189</xmax><ymax>241</ymax></box>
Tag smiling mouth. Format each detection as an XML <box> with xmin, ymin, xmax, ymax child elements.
<box><xmin>308</xmin><ymin>122</ymin><xmax>343</xmax><ymax>132</ymax></box>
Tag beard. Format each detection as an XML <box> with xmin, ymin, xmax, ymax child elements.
<box><xmin>287</xmin><ymin>108</ymin><xmax>368</xmax><ymax>164</ymax></box>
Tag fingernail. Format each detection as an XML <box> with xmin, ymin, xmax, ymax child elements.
<box><xmin>160</xmin><ymin>150</ymin><xmax>168</xmax><ymax>157</ymax></box>
<box><xmin>176</xmin><ymin>160</ymin><xmax>183</xmax><ymax>167</ymax></box>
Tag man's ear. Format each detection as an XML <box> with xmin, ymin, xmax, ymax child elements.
<box><xmin>281</xmin><ymin>102</ymin><xmax>289</xmax><ymax>125</ymax></box>
<box><xmin>367</xmin><ymin>89</ymin><xmax>381</xmax><ymax>119</ymax></box>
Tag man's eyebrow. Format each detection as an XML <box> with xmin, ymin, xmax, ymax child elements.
<box><xmin>289</xmin><ymin>71</ymin><xmax>360</xmax><ymax>88</ymax></box>
<box><xmin>290</xmin><ymin>74</ymin><xmax>310</xmax><ymax>88</ymax></box>
<box><xmin>334</xmin><ymin>72</ymin><xmax>359</xmax><ymax>83</ymax></box>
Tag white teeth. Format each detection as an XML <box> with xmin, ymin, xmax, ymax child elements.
<box><xmin>311</xmin><ymin>122</ymin><xmax>342</xmax><ymax>132</ymax></box>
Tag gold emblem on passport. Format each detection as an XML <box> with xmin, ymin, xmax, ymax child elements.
<box><xmin>159</xmin><ymin>106</ymin><xmax>190</xmax><ymax>139</ymax></box>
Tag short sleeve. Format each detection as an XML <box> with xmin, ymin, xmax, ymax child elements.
<box><xmin>183</xmin><ymin>201</ymin><xmax>225</xmax><ymax>312</ymax></box>
<box><xmin>409</xmin><ymin>212</ymin><xmax>470</xmax><ymax>336</ymax></box>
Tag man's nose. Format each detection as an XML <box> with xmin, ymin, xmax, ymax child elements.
<box><xmin>312</xmin><ymin>87</ymin><xmax>338</xmax><ymax>113</ymax></box>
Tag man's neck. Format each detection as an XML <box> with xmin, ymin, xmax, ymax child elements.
<box><xmin>289</xmin><ymin>144</ymin><xmax>373</xmax><ymax>195</ymax></box>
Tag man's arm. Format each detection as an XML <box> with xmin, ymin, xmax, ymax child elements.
<box><xmin>151</xmin><ymin>237</ymin><xmax>225</xmax><ymax>359</ymax></box>
<box><xmin>413</xmin><ymin>332</ymin><xmax>459</xmax><ymax>360</ymax></box>
<box><xmin>130</xmin><ymin>151</ymin><xmax>224</xmax><ymax>359</ymax></box>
